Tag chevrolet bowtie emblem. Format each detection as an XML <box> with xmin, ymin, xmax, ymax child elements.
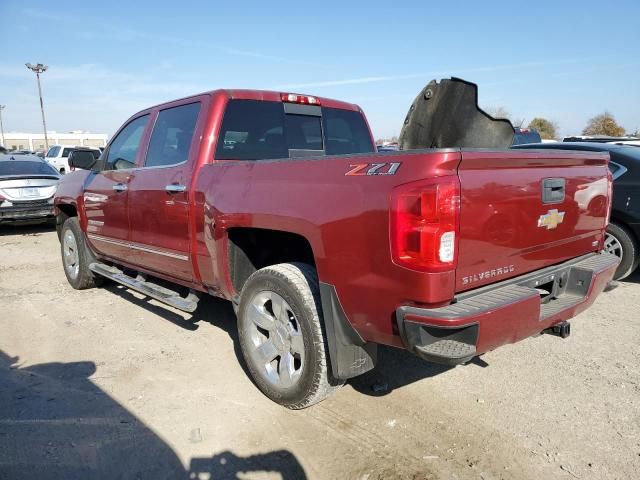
<box><xmin>538</xmin><ymin>209</ymin><xmax>565</xmax><ymax>230</ymax></box>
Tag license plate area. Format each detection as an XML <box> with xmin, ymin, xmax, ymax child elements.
<box><xmin>521</xmin><ymin>269</ymin><xmax>570</xmax><ymax>303</ymax></box>
<box><xmin>519</xmin><ymin>265</ymin><xmax>593</xmax><ymax>320</ymax></box>
<box><xmin>18</xmin><ymin>187</ymin><xmax>42</xmax><ymax>198</ymax></box>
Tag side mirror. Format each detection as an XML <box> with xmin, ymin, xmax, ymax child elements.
<box><xmin>68</xmin><ymin>150</ymin><xmax>97</xmax><ymax>171</ymax></box>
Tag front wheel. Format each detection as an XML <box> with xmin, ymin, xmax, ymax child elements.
<box><xmin>237</xmin><ymin>263</ymin><xmax>343</xmax><ymax>409</ymax></box>
<box><xmin>60</xmin><ymin>217</ymin><xmax>103</xmax><ymax>289</ymax></box>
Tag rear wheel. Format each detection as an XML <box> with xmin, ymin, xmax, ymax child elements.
<box><xmin>237</xmin><ymin>263</ymin><xmax>343</xmax><ymax>409</ymax></box>
<box><xmin>60</xmin><ymin>217</ymin><xmax>103</xmax><ymax>289</ymax></box>
<box><xmin>605</xmin><ymin>222</ymin><xmax>638</xmax><ymax>280</ymax></box>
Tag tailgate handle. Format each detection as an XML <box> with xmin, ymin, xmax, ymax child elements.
<box><xmin>542</xmin><ymin>178</ymin><xmax>565</xmax><ymax>203</ymax></box>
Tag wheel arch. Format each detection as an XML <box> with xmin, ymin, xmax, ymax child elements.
<box><xmin>225</xmin><ymin>226</ymin><xmax>377</xmax><ymax>380</ymax></box>
<box><xmin>55</xmin><ymin>202</ymin><xmax>78</xmax><ymax>240</ymax></box>
<box><xmin>226</xmin><ymin>227</ymin><xmax>316</xmax><ymax>296</ymax></box>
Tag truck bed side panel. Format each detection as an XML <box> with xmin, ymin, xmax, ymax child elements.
<box><xmin>194</xmin><ymin>150</ymin><xmax>461</xmax><ymax>347</ymax></box>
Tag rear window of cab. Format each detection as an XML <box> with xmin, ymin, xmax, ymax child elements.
<box><xmin>215</xmin><ymin>99</ymin><xmax>374</xmax><ymax>160</ymax></box>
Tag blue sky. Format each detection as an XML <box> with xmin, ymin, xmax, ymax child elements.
<box><xmin>1</xmin><ymin>0</ymin><xmax>639</xmax><ymax>139</ymax></box>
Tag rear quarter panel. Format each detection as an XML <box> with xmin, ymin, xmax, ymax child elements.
<box><xmin>194</xmin><ymin>150</ymin><xmax>461</xmax><ymax>347</ymax></box>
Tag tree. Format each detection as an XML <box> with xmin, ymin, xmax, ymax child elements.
<box><xmin>582</xmin><ymin>112</ymin><xmax>625</xmax><ymax>136</ymax></box>
<box><xmin>528</xmin><ymin>118</ymin><xmax>558</xmax><ymax>139</ymax></box>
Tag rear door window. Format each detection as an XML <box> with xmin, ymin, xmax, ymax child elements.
<box><xmin>145</xmin><ymin>102</ymin><xmax>201</xmax><ymax>168</ymax></box>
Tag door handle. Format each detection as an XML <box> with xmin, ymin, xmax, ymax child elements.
<box><xmin>112</xmin><ymin>183</ymin><xmax>128</xmax><ymax>192</ymax></box>
<box><xmin>165</xmin><ymin>184</ymin><xmax>187</xmax><ymax>194</ymax></box>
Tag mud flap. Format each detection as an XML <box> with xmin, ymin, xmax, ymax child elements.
<box><xmin>399</xmin><ymin>77</ymin><xmax>515</xmax><ymax>150</ymax></box>
<box><xmin>319</xmin><ymin>283</ymin><xmax>377</xmax><ymax>380</ymax></box>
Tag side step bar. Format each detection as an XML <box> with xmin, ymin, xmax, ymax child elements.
<box><xmin>89</xmin><ymin>262</ymin><xmax>199</xmax><ymax>313</ymax></box>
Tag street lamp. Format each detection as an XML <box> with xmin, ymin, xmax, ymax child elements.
<box><xmin>0</xmin><ymin>105</ymin><xmax>5</xmax><ymax>146</ymax></box>
<box><xmin>25</xmin><ymin>63</ymin><xmax>50</xmax><ymax>151</ymax></box>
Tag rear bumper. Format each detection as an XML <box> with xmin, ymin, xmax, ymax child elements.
<box><xmin>396</xmin><ymin>252</ymin><xmax>619</xmax><ymax>365</ymax></box>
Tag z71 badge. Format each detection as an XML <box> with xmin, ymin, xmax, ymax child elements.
<box><xmin>345</xmin><ymin>162</ymin><xmax>401</xmax><ymax>176</ymax></box>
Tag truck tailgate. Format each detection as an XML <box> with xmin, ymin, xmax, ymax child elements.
<box><xmin>456</xmin><ymin>150</ymin><xmax>610</xmax><ymax>292</ymax></box>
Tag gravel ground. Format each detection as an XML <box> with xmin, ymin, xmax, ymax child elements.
<box><xmin>1</xmin><ymin>223</ymin><xmax>639</xmax><ymax>480</ymax></box>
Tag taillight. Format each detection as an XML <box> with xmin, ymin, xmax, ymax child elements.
<box><xmin>390</xmin><ymin>176</ymin><xmax>460</xmax><ymax>272</ymax></box>
<box><xmin>281</xmin><ymin>93</ymin><xmax>321</xmax><ymax>105</ymax></box>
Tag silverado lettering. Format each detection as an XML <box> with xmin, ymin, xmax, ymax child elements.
<box><xmin>462</xmin><ymin>265</ymin><xmax>516</xmax><ymax>285</ymax></box>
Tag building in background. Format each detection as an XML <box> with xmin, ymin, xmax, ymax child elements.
<box><xmin>1</xmin><ymin>131</ymin><xmax>108</xmax><ymax>151</ymax></box>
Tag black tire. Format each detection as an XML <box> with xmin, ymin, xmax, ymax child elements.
<box><xmin>237</xmin><ymin>263</ymin><xmax>343</xmax><ymax>409</ymax></box>
<box><xmin>606</xmin><ymin>222</ymin><xmax>638</xmax><ymax>280</ymax></box>
<box><xmin>60</xmin><ymin>217</ymin><xmax>103</xmax><ymax>289</ymax></box>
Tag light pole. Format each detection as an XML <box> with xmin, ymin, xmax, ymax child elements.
<box><xmin>25</xmin><ymin>63</ymin><xmax>49</xmax><ymax>151</ymax></box>
<box><xmin>0</xmin><ymin>105</ymin><xmax>5</xmax><ymax>146</ymax></box>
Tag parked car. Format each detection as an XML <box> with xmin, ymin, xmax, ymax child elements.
<box><xmin>512</xmin><ymin>127</ymin><xmax>542</xmax><ymax>145</ymax></box>
<box><xmin>45</xmin><ymin>145</ymin><xmax>101</xmax><ymax>174</ymax></box>
<box><xmin>54</xmin><ymin>86</ymin><xmax>617</xmax><ymax>408</ymax></box>
<box><xmin>514</xmin><ymin>142</ymin><xmax>640</xmax><ymax>279</ymax></box>
<box><xmin>376</xmin><ymin>144</ymin><xmax>399</xmax><ymax>152</ymax></box>
<box><xmin>609</xmin><ymin>140</ymin><xmax>640</xmax><ymax>147</ymax></box>
<box><xmin>563</xmin><ymin>135</ymin><xmax>639</xmax><ymax>143</ymax></box>
<box><xmin>0</xmin><ymin>153</ymin><xmax>60</xmax><ymax>224</ymax></box>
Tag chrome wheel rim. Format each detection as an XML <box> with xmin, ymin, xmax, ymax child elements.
<box><xmin>246</xmin><ymin>291</ymin><xmax>305</xmax><ymax>389</ymax></box>
<box><xmin>63</xmin><ymin>229</ymin><xmax>80</xmax><ymax>280</ymax></box>
<box><xmin>604</xmin><ymin>232</ymin><xmax>623</xmax><ymax>260</ymax></box>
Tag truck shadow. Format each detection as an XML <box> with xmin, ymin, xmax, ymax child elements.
<box><xmin>103</xmin><ymin>284</ymin><xmax>459</xmax><ymax>396</ymax></box>
<box><xmin>103</xmin><ymin>284</ymin><xmax>252</xmax><ymax>378</ymax></box>
<box><xmin>0</xmin><ymin>350</ymin><xmax>307</xmax><ymax>479</ymax></box>
<box><xmin>348</xmin><ymin>345</ymin><xmax>455</xmax><ymax>396</ymax></box>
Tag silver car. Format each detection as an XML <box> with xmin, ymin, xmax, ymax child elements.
<box><xmin>0</xmin><ymin>154</ymin><xmax>60</xmax><ymax>224</ymax></box>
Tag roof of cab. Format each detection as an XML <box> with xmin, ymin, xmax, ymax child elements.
<box><xmin>146</xmin><ymin>89</ymin><xmax>362</xmax><ymax>113</ymax></box>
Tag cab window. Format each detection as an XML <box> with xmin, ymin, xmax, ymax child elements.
<box><xmin>105</xmin><ymin>115</ymin><xmax>149</xmax><ymax>170</ymax></box>
<box><xmin>145</xmin><ymin>103</ymin><xmax>201</xmax><ymax>168</ymax></box>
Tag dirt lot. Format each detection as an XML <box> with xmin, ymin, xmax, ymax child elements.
<box><xmin>1</xmin><ymin>223</ymin><xmax>639</xmax><ymax>480</ymax></box>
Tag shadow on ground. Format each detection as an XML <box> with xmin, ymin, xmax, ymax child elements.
<box><xmin>0</xmin><ymin>350</ymin><xmax>307</xmax><ymax>480</ymax></box>
<box><xmin>348</xmin><ymin>345</ymin><xmax>459</xmax><ymax>396</ymax></box>
<box><xmin>104</xmin><ymin>282</ymin><xmax>456</xmax><ymax>397</ymax></box>
<box><xmin>0</xmin><ymin>222</ymin><xmax>55</xmax><ymax>237</ymax></box>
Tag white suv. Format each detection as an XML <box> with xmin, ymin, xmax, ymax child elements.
<box><xmin>45</xmin><ymin>145</ymin><xmax>100</xmax><ymax>173</ymax></box>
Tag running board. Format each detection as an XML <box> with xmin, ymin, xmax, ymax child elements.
<box><xmin>89</xmin><ymin>262</ymin><xmax>199</xmax><ymax>313</ymax></box>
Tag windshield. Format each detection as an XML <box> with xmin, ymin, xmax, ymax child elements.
<box><xmin>0</xmin><ymin>160</ymin><xmax>59</xmax><ymax>176</ymax></box>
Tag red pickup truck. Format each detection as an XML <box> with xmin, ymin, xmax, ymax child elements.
<box><xmin>54</xmin><ymin>84</ymin><xmax>618</xmax><ymax>408</ymax></box>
